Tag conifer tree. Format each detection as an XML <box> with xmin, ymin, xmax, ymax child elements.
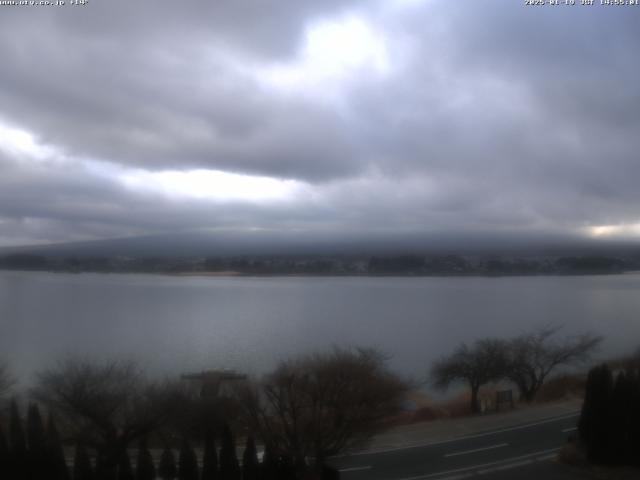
<box><xmin>630</xmin><ymin>369</ymin><xmax>640</xmax><ymax>466</ymax></box>
<box><xmin>178</xmin><ymin>438</ymin><xmax>199</xmax><ymax>480</ymax></box>
<box><xmin>241</xmin><ymin>436</ymin><xmax>259</xmax><ymax>480</ymax></box>
<box><xmin>73</xmin><ymin>443</ymin><xmax>94</xmax><ymax>480</ymax></box>
<box><xmin>117</xmin><ymin>451</ymin><xmax>135</xmax><ymax>480</ymax></box>
<box><xmin>260</xmin><ymin>445</ymin><xmax>278</xmax><ymax>480</ymax></box>
<box><xmin>321</xmin><ymin>464</ymin><xmax>341</xmax><ymax>480</ymax></box>
<box><xmin>610</xmin><ymin>371</ymin><xmax>634</xmax><ymax>464</ymax></box>
<box><xmin>219</xmin><ymin>425</ymin><xmax>240</xmax><ymax>480</ymax></box>
<box><xmin>158</xmin><ymin>446</ymin><xmax>177</xmax><ymax>480</ymax></box>
<box><xmin>201</xmin><ymin>431</ymin><xmax>219</xmax><ymax>480</ymax></box>
<box><xmin>135</xmin><ymin>438</ymin><xmax>155</xmax><ymax>480</ymax></box>
<box><xmin>579</xmin><ymin>364</ymin><xmax>614</xmax><ymax>464</ymax></box>
<box><xmin>0</xmin><ymin>425</ymin><xmax>10</xmax><ymax>479</ymax></box>
<box><xmin>276</xmin><ymin>455</ymin><xmax>295</xmax><ymax>480</ymax></box>
<box><xmin>46</xmin><ymin>413</ymin><xmax>71</xmax><ymax>480</ymax></box>
<box><xmin>10</xmin><ymin>400</ymin><xmax>27</xmax><ymax>480</ymax></box>
<box><xmin>27</xmin><ymin>403</ymin><xmax>47</xmax><ymax>480</ymax></box>
<box><xmin>95</xmin><ymin>451</ymin><xmax>117</xmax><ymax>480</ymax></box>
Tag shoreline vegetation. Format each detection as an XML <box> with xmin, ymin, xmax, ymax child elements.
<box><xmin>1</xmin><ymin>252</ymin><xmax>639</xmax><ymax>277</ymax></box>
<box><xmin>1</xmin><ymin>340</ymin><xmax>634</xmax><ymax>478</ymax></box>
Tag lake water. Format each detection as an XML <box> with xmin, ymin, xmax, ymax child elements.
<box><xmin>1</xmin><ymin>271</ymin><xmax>639</xmax><ymax>385</ymax></box>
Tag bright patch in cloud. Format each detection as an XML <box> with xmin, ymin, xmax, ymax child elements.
<box><xmin>263</xmin><ymin>16</ymin><xmax>390</xmax><ymax>92</ymax></box>
<box><xmin>588</xmin><ymin>223</ymin><xmax>640</xmax><ymax>238</ymax></box>
<box><xmin>388</xmin><ymin>0</ymin><xmax>430</xmax><ymax>8</ymax></box>
<box><xmin>0</xmin><ymin>121</ymin><xmax>59</xmax><ymax>161</ymax></box>
<box><xmin>119</xmin><ymin>169</ymin><xmax>305</xmax><ymax>203</ymax></box>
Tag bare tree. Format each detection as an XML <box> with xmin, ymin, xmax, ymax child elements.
<box><xmin>506</xmin><ymin>326</ymin><xmax>602</xmax><ymax>402</ymax></box>
<box><xmin>237</xmin><ymin>347</ymin><xmax>407</xmax><ymax>473</ymax></box>
<box><xmin>32</xmin><ymin>358</ymin><xmax>178</xmax><ymax>474</ymax></box>
<box><xmin>431</xmin><ymin>339</ymin><xmax>509</xmax><ymax>414</ymax></box>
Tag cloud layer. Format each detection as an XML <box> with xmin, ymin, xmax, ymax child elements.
<box><xmin>1</xmin><ymin>0</ymin><xmax>639</xmax><ymax>247</ymax></box>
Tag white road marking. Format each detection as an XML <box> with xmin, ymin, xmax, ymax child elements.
<box><xmin>338</xmin><ymin>412</ymin><xmax>580</xmax><ymax>458</ymax></box>
<box><xmin>444</xmin><ymin>443</ymin><xmax>509</xmax><ymax>458</ymax></box>
<box><xmin>562</xmin><ymin>426</ymin><xmax>577</xmax><ymax>433</ymax></box>
<box><xmin>339</xmin><ymin>465</ymin><xmax>372</xmax><ymax>473</ymax></box>
<box><xmin>476</xmin><ymin>459</ymin><xmax>532</xmax><ymax>474</ymax></box>
<box><xmin>394</xmin><ymin>447</ymin><xmax>560</xmax><ymax>480</ymax></box>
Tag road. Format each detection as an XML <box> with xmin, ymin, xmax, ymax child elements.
<box><xmin>329</xmin><ymin>413</ymin><xmax>582</xmax><ymax>480</ymax></box>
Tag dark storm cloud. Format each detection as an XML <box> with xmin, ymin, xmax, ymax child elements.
<box><xmin>0</xmin><ymin>0</ymin><xmax>639</xmax><ymax>245</ymax></box>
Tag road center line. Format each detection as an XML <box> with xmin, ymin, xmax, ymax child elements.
<box><xmin>444</xmin><ymin>443</ymin><xmax>508</xmax><ymax>458</ymax></box>
<box><xmin>395</xmin><ymin>447</ymin><xmax>560</xmax><ymax>480</ymax></box>
<box><xmin>339</xmin><ymin>465</ymin><xmax>372</xmax><ymax>473</ymax></box>
<box><xmin>562</xmin><ymin>426</ymin><xmax>577</xmax><ymax>433</ymax></box>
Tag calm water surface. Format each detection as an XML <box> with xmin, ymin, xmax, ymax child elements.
<box><xmin>1</xmin><ymin>271</ymin><xmax>639</xmax><ymax>383</ymax></box>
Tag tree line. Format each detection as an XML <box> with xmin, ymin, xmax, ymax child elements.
<box><xmin>0</xmin><ymin>400</ymin><xmax>341</xmax><ymax>480</ymax></box>
<box><xmin>1</xmin><ymin>252</ymin><xmax>636</xmax><ymax>276</ymax></box>
<box><xmin>0</xmin><ymin>348</ymin><xmax>407</xmax><ymax>479</ymax></box>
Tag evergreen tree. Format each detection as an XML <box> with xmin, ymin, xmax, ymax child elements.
<box><xmin>321</xmin><ymin>464</ymin><xmax>340</xmax><ymax>480</ymax></box>
<box><xmin>46</xmin><ymin>413</ymin><xmax>71</xmax><ymax>480</ymax></box>
<box><xmin>178</xmin><ymin>438</ymin><xmax>199</xmax><ymax>480</ymax></box>
<box><xmin>73</xmin><ymin>443</ymin><xmax>94</xmax><ymax>480</ymax></box>
<box><xmin>631</xmin><ymin>369</ymin><xmax>640</xmax><ymax>466</ymax></box>
<box><xmin>158</xmin><ymin>446</ymin><xmax>177</xmax><ymax>480</ymax></box>
<box><xmin>135</xmin><ymin>438</ymin><xmax>155</xmax><ymax>480</ymax></box>
<box><xmin>275</xmin><ymin>455</ymin><xmax>295</xmax><ymax>480</ymax></box>
<box><xmin>95</xmin><ymin>452</ymin><xmax>117</xmax><ymax>480</ymax></box>
<box><xmin>579</xmin><ymin>364</ymin><xmax>614</xmax><ymax>464</ymax></box>
<box><xmin>117</xmin><ymin>451</ymin><xmax>135</xmax><ymax>480</ymax></box>
<box><xmin>219</xmin><ymin>425</ymin><xmax>239</xmax><ymax>480</ymax></box>
<box><xmin>610</xmin><ymin>371</ymin><xmax>634</xmax><ymax>464</ymax></box>
<box><xmin>0</xmin><ymin>425</ymin><xmax>10</xmax><ymax>479</ymax></box>
<box><xmin>201</xmin><ymin>431</ymin><xmax>218</xmax><ymax>480</ymax></box>
<box><xmin>241</xmin><ymin>436</ymin><xmax>259</xmax><ymax>480</ymax></box>
<box><xmin>10</xmin><ymin>400</ymin><xmax>27</xmax><ymax>480</ymax></box>
<box><xmin>27</xmin><ymin>403</ymin><xmax>47</xmax><ymax>480</ymax></box>
<box><xmin>260</xmin><ymin>445</ymin><xmax>278</xmax><ymax>480</ymax></box>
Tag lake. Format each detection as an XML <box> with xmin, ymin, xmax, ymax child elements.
<box><xmin>1</xmin><ymin>271</ymin><xmax>639</xmax><ymax>385</ymax></box>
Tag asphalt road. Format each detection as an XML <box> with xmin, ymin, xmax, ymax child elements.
<box><xmin>329</xmin><ymin>412</ymin><xmax>581</xmax><ymax>480</ymax></box>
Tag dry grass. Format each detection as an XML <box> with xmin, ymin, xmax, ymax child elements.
<box><xmin>558</xmin><ymin>441</ymin><xmax>588</xmax><ymax>467</ymax></box>
<box><xmin>390</xmin><ymin>375</ymin><xmax>586</xmax><ymax>428</ymax></box>
<box><xmin>534</xmin><ymin>374</ymin><xmax>586</xmax><ymax>403</ymax></box>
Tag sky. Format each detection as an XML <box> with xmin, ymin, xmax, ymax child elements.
<box><xmin>0</xmin><ymin>0</ymin><xmax>639</xmax><ymax>248</ymax></box>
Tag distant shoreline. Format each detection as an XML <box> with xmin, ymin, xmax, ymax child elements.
<box><xmin>0</xmin><ymin>268</ymin><xmax>637</xmax><ymax>278</ymax></box>
<box><xmin>170</xmin><ymin>270</ymin><xmax>243</xmax><ymax>277</ymax></box>
<box><xmin>2</xmin><ymin>252</ymin><xmax>637</xmax><ymax>277</ymax></box>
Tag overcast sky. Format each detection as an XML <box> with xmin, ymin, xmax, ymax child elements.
<box><xmin>0</xmin><ymin>0</ymin><xmax>639</xmax><ymax>248</ymax></box>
